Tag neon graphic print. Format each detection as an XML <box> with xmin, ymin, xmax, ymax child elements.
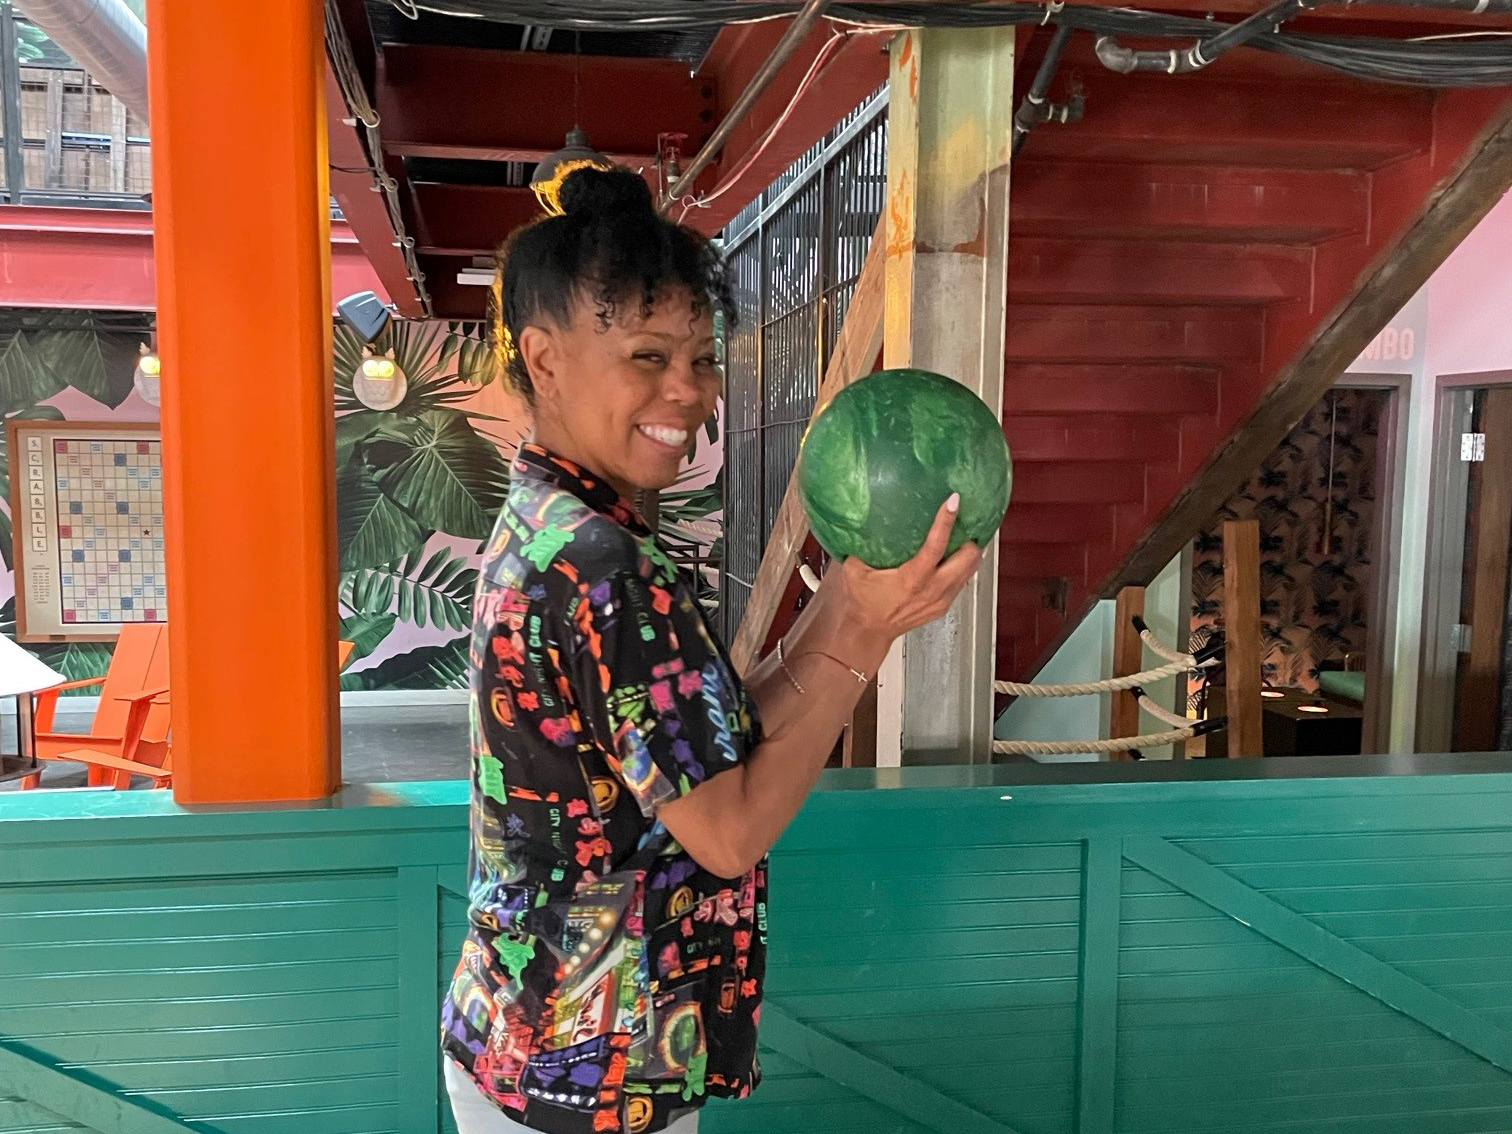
<box><xmin>441</xmin><ymin>444</ymin><xmax>765</xmax><ymax>1134</ymax></box>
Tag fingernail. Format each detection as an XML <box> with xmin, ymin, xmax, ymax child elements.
<box><xmin>946</xmin><ymin>493</ymin><xmax>960</xmax><ymax>514</ymax></box>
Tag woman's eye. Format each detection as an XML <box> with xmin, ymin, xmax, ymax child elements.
<box><xmin>634</xmin><ymin>352</ymin><xmax>667</xmax><ymax>366</ymax></box>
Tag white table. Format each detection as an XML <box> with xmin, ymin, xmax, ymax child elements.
<box><xmin>0</xmin><ymin>635</ymin><xmax>66</xmax><ymax>771</ymax></box>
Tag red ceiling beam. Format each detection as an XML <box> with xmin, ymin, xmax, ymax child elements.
<box><xmin>326</xmin><ymin>66</ymin><xmax>423</xmax><ymax>317</ymax></box>
<box><xmin>410</xmin><ymin>183</ymin><xmax>541</xmax><ymax>257</ymax></box>
<box><xmin>423</xmin><ymin>274</ymin><xmax>489</xmax><ymax>322</ymax></box>
<box><xmin>683</xmin><ymin>22</ymin><xmax>888</xmax><ymax>235</ymax></box>
<box><xmin>0</xmin><ymin>205</ymin><xmax>383</xmax><ymax>312</ymax></box>
<box><xmin>0</xmin><ymin>205</ymin><xmax>156</xmax><ymax>311</ymax></box>
<box><xmin>376</xmin><ymin>45</ymin><xmax>717</xmax><ymax>163</ymax></box>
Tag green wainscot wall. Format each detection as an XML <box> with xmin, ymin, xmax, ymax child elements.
<box><xmin>3</xmin><ymin>754</ymin><xmax>1512</xmax><ymax>1134</ymax></box>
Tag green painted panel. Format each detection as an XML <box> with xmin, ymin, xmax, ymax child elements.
<box><xmin>1113</xmin><ymin>837</ymin><xmax>1512</xmax><ymax>1134</ymax></box>
<box><xmin>56</xmin><ymin>1046</ymin><xmax>396</xmax><ymax>1090</ymax></box>
<box><xmin>203</xmin><ymin>1104</ymin><xmax>398</xmax><ymax>1134</ymax></box>
<box><xmin>24</xmin><ymin>1022</ymin><xmax>390</xmax><ymax>1066</ymax></box>
<box><xmin>0</xmin><ymin>764</ymin><xmax>1511</xmax><ymax>1134</ymax></box>
<box><xmin>0</xmin><ymin>1095</ymin><xmax>84</xmax><ymax>1133</ymax></box>
<box><xmin>0</xmin><ymin>990</ymin><xmax>399</xmax><ymax>1036</ymax></box>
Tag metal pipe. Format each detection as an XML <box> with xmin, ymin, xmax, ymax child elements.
<box><xmin>11</xmin><ymin>0</ymin><xmax>148</xmax><ymax>122</ymax></box>
<box><xmin>662</xmin><ymin>0</ymin><xmax>831</xmax><ymax>210</ymax></box>
<box><xmin>1012</xmin><ymin>24</ymin><xmax>1083</xmax><ymax>159</ymax></box>
<box><xmin>1096</xmin><ymin>0</ymin><xmax>1307</xmax><ymax>75</ymax></box>
<box><xmin>1362</xmin><ymin>0</ymin><xmax>1512</xmax><ymax>11</ymax></box>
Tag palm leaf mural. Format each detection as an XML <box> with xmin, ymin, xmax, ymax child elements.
<box><xmin>30</xmin><ymin>640</ymin><xmax>115</xmax><ymax>688</ymax></box>
<box><xmin>341</xmin><ymin>546</ymin><xmax>477</xmax><ymax>632</ymax></box>
<box><xmin>336</xmin><ymin>459</ymin><xmax>429</xmax><ymax>572</ymax></box>
<box><xmin>447</xmin><ymin>322</ymin><xmax>497</xmax><ymax>386</ymax></box>
<box><xmin>0</xmin><ymin>331</ymin><xmax>68</xmax><ymax>409</ymax></box>
<box><xmin>331</xmin><ymin>319</ymin><xmax>514</xmax><ymax>690</ymax></box>
<box><xmin>338</xmin><ymin>611</ymin><xmax>399</xmax><ymax>664</ymax></box>
<box><xmin>340</xmin><ymin>636</ymin><xmax>471</xmax><ymax>691</ymax></box>
<box><xmin>371</xmin><ymin>409</ymin><xmax>512</xmax><ymax>540</ymax></box>
<box><xmin>26</xmin><ymin>330</ymin><xmax>140</xmax><ymax>408</ymax></box>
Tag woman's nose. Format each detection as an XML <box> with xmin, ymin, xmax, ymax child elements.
<box><xmin>662</xmin><ymin>363</ymin><xmax>702</xmax><ymax>405</ymax></box>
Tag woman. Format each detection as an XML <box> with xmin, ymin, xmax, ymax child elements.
<box><xmin>441</xmin><ymin>165</ymin><xmax>982</xmax><ymax>1134</ymax></box>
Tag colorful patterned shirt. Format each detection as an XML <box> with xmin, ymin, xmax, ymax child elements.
<box><xmin>441</xmin><ymin>444</ymin><xmax>766</xmax><ymax>1134</ymax></box>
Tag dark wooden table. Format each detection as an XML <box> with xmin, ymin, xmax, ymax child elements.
<box><xmin>1263</xmin><ymin>689</ymin><xmax>1364</xmax><ymax>757</ymax></box>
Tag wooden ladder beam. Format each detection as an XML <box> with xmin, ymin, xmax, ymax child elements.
<box><xmin>729</xmin><ymin>218</ymin><xmax>886</xmax><ymax>676</ymax></box>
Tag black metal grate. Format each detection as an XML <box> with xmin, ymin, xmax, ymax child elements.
<box><xmin>719</xmin><ymin>87</ymin><xmax>886</xmax><ymax>642</ymax></box>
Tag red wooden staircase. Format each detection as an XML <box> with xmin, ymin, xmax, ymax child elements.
<box><xmin>997</xmin><ymin>37</ymin><xmax>1512</xmax><ymax>679</ymax></box>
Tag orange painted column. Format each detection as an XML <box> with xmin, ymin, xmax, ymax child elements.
<box><xmin>147</xmin><ymin>0</ymin><xmax>340</xmax><ymax>803</ymax></box>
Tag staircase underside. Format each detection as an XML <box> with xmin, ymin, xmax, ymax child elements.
<box><xmin>998</xmin><ymin>33</ymin><xmax>1512</xmax><ymax>680</ymax></box>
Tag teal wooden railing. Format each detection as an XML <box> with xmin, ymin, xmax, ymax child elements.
<box><xmin>3</xmin><ymin>755</ymin><xmax>1512</xmax><ymax>1134</ymax></box>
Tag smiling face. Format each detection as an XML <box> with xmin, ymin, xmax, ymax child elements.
<box><xmin>518</xmin><ymin>285</ymin><xmax>720</xmax><ymax>498</ymax></box>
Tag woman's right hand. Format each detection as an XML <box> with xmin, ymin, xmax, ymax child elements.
<box><xmin>826</xmin><ymin>494</ymin><xmax>985</xmax><ymax>645</ymax></box>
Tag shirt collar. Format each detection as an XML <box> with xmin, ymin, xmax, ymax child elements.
<box><xmin>513</xmin><ymin>443</ymin><xmax>651</xmax><ymax>535</ymax></box>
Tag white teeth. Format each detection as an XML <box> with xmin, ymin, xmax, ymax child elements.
<box><xmin>638</xmin><ymin>425</ymin><xmax>689</xmax><ymax>447</ymax></box>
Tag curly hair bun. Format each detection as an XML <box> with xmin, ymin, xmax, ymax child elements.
<box><xmin>557</xmin><ymin>165</ymin><xmax>655</xmax><ymax>219</ymax></box>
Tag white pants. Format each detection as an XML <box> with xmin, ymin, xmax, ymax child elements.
<box><xmin>444</xmin><ymin>1060</ymin><xmax>700</xmax><ymax>1134</ymax></box>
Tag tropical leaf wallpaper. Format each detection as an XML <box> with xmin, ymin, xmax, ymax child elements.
<box><xmin>1190</xmin><ymin>388</ymin><xmax>1386</xmax><ymax>692</ymax></box>
<box><xmin>2</xmin><ymin>315</ymin><xmax>727</xmax><ymax>693</ymax></box>
<box><xmin>330</xmin><ymin>319</ymin><xmax>516</xmax><ymax>690</ymax></box>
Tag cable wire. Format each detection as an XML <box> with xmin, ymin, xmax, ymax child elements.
<box><xmin>380</xmin><ymin>0</ymin><xmax>1512</xmax><ymax>87</ymax></box>
<box><xmin>326</xmin><ymin>0</ymin><xmax>434</xmax><ymax>316</ymax></box>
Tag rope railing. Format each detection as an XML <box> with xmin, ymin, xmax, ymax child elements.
<box><xmin>1134</xmin><ymin>689</ymin><xmax>1191</xmax><ymax>729</ymax></box>
<box><xmin>993</xmin><ymin>616</ymin><xmax>1226</xmax><ymax>757</ymax></box>
<box><xmin>1133</xmin><ymin>616</ymin><xmax>1223</xmax><ymax>669</ymax></box>
<box><xmin>993</xmin><ymin>725</ymin><xmax>1198</xmax><ymax>757</ymax></box>
<box><xmin>994</xmin><ymin>659</ymin><xmax>1192</xmax><ymax>698</ymax></box>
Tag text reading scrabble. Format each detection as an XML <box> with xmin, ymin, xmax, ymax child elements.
<box><xmin>9</xmin><ymin>422</ymin><xmax>164</xmax><ymax>642</ymax></box>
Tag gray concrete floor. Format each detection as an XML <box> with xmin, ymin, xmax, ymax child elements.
<box><xmin>0</xmin><ymin>703</ymin><xmax>470</xmax><ymax>790</ymax></box>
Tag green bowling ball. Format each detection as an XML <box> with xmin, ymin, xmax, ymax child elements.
<box><xmin>797</xmin><ymin>368</ymin><xmax>1012</xmax><ymax>569</ymax></box>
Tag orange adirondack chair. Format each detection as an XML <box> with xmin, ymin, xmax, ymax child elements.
<box><xmin>21</xmin><ymin>624</ymin><xmax>171</xmax><ymax>790</ymax></box>
<box><xmin>32</xmin><ymin>639</ymin><xmax>358</xmax><ymax>791</ymax></box>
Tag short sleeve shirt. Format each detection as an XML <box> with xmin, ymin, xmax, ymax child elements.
<box><xmin>441</xmin><ymin>444</ymin><xmax>767</xmax><ymax>1134</ymax></box>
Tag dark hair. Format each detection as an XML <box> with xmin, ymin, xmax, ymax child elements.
<box><xmin>492</xmin><ymin>165</ymin><xmax>736</xmax><ymax>404</ymax></box>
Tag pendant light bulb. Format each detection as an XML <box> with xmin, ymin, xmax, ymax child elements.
<box><xmin>133</xmin><ymin>342</ymin><xmax>161</xmax><ymax>407</ymax></box>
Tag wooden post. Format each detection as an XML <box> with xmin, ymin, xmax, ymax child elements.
<box><xmin>149</xmin><ymin>0</ymin><xmax>340</xmax><ymax>803</ymax></box>
<box><xmin>44</xmin><ymin>70</ymin><xmax>63</xmax><ymax>190</ymax></box>
<box><xmin>728</xmin><ymin>221</ymin><xmax>885</xmax><ymax>676</ymax></box>
<box><xmin>1223</xmin><ymin>519</ymin><xmax>1263</xmax><ymax>758</ymax></box>
<box><xmin>876</xmin><ymin>26</ymin><xmax>1014</xmax><ymax>767</ymax></box>
<box><xmin>1109</xmin><ymin>586</ymin><xmax>1145</xmax><ymax>762</ymax></box>
<box><xmin>843</xmin><ymin>680</ymin><xmax>879</xmax><ymax>768</ymax></box>
<box><xmin>1456</xmin><ymin>388</ymin><xmax>1512</xmax><ymax>752</ymax></box>
<box><xmin>109</xmin><ymin>100</ymin><xmax>128</xmax><ymax>192</ymax></box>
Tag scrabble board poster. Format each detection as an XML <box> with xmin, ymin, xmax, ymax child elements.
<box><xmin>8</xmin><ymin>421</ymin><xmax>165</xmax><ymax>642</ymax></box>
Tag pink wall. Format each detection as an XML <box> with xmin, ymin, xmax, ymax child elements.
<box><xmin>1422</xmin><ymin>190</ymin><xmax>1512</xmax><ymax>379</ymax></box>
<box><xmin>1342</xmin><ymin>187</ymin><xmax>1512</xmax><ymax>751</ymax></box>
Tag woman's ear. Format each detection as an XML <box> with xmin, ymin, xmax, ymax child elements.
<box><xmin>517</xmin><ymin>325</ymin><xmax>558</xmax><ymax>405</ymax></box>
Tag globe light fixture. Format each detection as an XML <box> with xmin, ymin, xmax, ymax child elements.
<box><xmin>133</xmin><ymin>343</ymin><xmax>161</xmax><ymax>407</ymax></box>
<box><xmin>353</xmin><ymin>347</ymin><xmax>406</xmax><ymax>411</ymax></box>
